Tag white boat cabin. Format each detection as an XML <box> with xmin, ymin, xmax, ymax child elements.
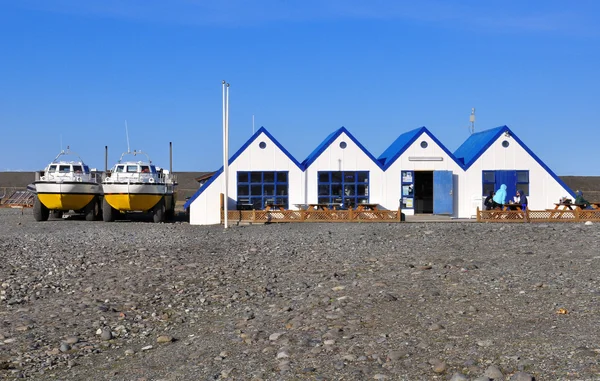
<box><xmin>41</xmin><ymin>162</ymin><xmax>95</xmax><ymax>183</ymax></box>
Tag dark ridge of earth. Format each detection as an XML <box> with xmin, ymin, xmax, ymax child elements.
<box><xmin>0</xmin><ymin>209</ymin><xmax>599</xmax><ymax>380</ymax></box>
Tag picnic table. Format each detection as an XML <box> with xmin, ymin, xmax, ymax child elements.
<box><xmin>553</xmin><ymin>203</ymin><xmax>586</xmax><ymax>211</ymax></box>
<box><xmin>355</xmin><ymin>203</ymin><xmax>379</xmax><ymax>211</ymax></box>
<box><xmin>264</xmin><ymin>203</ymin><xmax>286</xmax><ymax>212</ymax></box>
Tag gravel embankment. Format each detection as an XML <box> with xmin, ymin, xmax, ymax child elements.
<box><xmin>0</xmin><ymin>208</ymin><xmax>599</xmax><ymax>380</ymax></box>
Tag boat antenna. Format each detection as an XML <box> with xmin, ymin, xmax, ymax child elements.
<box><xmin>125</xmin><ymin>120</ymin><xmax>131</xmax><ymax>153</ymax></box>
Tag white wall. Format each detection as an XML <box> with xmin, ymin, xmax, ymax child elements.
<box><xmin>189</xmin><ymin>131</ymin><xmax>303</xmax><ymax>225</ymax></box>
<box><xmin>304</xmin><ymin>133</ymin><xmax>385</xmax><ymax>206</ymax></box>
<box><xmin>459</xmin><ymin>135</ymin><xmax>572</xmax><ymax>218</ymax></box>
<box><xmin>381</xmin><ymin>132</ymin><xmax>465</xmax><ymax>216</ymax></box>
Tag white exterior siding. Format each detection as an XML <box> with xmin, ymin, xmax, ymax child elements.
<box><xmin>460</xmin><ymin>136</ymin><xmax>571</xmax><ymax>218</ymax></box>
<box><xmin>189</xmin><ymin>131</ymin><xmax>303</xmax><ymax>225</ymax></box>
<box><xmin>188</xmin><ymin>126</ymin><xmax>574</xmax><ymax>225</ymax></box>
<box><xmin>382</xmin><ymin>132</ymin><xmax>464</xmax><ymax>216</ymax></box>
<box><xmin>304</xmin><ymin>133</ymin><xmax>385</xmax><ymax>206</ymax></box>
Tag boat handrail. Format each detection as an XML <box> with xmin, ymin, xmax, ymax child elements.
<box><xmin>50</xmin><ymin>148</ymin><xmax>87</xmax><ymax>165</ymax></box>
<box><xmin>117</xmin><ymin>150</ymin><xmax>152</xmax><ymax>164</ymax></box>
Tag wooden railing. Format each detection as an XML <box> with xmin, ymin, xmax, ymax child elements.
<box><xmin>476</xmin><ymin>207</ymin><xmax>600</xmax><ymax>223</ymax></box>
<box><xmin>221</xmin><ymin>208</ymin><xmax>404</xmax><ymax>224</ymax></box>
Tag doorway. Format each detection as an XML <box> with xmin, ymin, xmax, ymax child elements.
<box><xmin>414</xmin><ymin>171</ymin><xmax>433</xmax><ymax>214</ymax></box>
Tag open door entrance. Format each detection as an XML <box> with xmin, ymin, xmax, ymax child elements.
<box><xmin>433</xmin><ymin>170</ymin><xmax>453</xmax><ymax>215</ymax></box>
<box><xmin>414</xmin><ymin>171</ymin><xmax>433</xmax><ymax>214</ymax></box>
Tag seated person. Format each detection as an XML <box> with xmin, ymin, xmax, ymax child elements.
<box><xmin>484</xmin><ymin>191</ymin><xmax>495</xmax><ymax>210</ymax></box>
<box><xmin>574</xmin><ymin>190</ymin><xmax>591</xmax><ymax>209</ymax></box>
<box><xmin>517</xmin><ymin>190</ymin><xmax>528</xmax><ymax>209</ymax></box>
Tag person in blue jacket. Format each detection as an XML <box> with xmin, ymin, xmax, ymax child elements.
<box><xmin>517</xmin><ymin>189</ymin><xmax>528</xmax><ymax>209</ymax></box>
<box><xmin>492</xmin><ymin>184</ymin><xmax>507</xmax><ymax>209</ymax></box>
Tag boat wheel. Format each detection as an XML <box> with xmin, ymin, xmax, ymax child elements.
<box><xmin>85</xmin><ymin>197</ymin><xmax>99</xmax><ymax>221</ymax></box>
<box><xmin>153</xmin><ymin>198</ymin><xmax>166</xmax><ymax>223</ymax></box>
<box><xmin>102</xmin><ymin>197</ymin><xmax>115</xmax><ymax>222</ymax></box>
<box><xmin>33</xmin><ymin>196</ymin><xmax>49</xmax><ymax>222</ymax></box>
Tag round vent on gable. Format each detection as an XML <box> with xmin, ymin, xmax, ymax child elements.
<box><xmin>502</xmin><ymin>140</ymin><xmax>510</xmax><ymax>148</ymax></box>
<box><xmin>420</xmin><ymin>141</ymin><xmax>428</xmax><ymax>148</ymax></box>
<box><xmin>339</xmin><ymin>141</ymin><xmax>347</xmax><ymax>149</ymax></box>
<box><xmin>259</xmin><ymin>141</ymin><xmax>267</xmax><ymax>149</ymax></box>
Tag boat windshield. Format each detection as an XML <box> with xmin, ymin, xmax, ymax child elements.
<box><xmin>83</xmin><ymin>165</ymin><xmax>90</xmax><ymax>174</ymax></box>
<box><xmin>48</xmin><ymin>165</ymin><xmax>57</xmax><ymax>172</ymax></box>
<box><xmin>59</xmin><ymin>165</ymin><xmax>71</xmax><ymax>173</ymax></box>
<box><xmin>126</xmin><ymin>165</ymin><xmax>138</xmax><ymax>173</ymax></box>
<box><xmin>115</xmin><ymin>165</ymin><xmax>125</xmax><ymax>173</ymax></box>
<box><xmin>73</xmin><ymin>165</ymin><xmax>83</xmax><ymax>173</ymax></box>
<box><xmin>141</xmin><ymin>165</ymin><xmax>150</xmax><ymax>173</ymax></box>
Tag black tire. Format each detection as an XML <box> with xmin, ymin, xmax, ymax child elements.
<box><xmin>33</xmin><ymin>196</ymin><xmax>49</xmax><ymax>222</ymax></box>
<box><xmin>165</xmin><ymin>196</ymin><xmax>175</xmax><ymax>221</ymax></box>
<box><xmin>102</xmin><ymin>197</ymin><xmax>115</xmax><ymax>222</ymax></box>
<box><xmin>84</xmin><ymin>197</ymin><xmax>99</xmax><ymax>221</ymax></box>
<box><xmin>52</xmin><ymin>210</ymin><xmax>63</xmax><ymax>219</ymax></box>
<box><xmin>153</xmin><ymin>198</ymin><xmax>165</xmax><ymax>223</ymax></box>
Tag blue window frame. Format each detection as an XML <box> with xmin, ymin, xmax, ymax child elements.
<box><xmin>317</xmin><ymin>171</ymin><xmax>369</xmax><ymax>208</ymax></box>
<box><xmin>482</xmin><ymin>170</ymin><xmax>529</xmax><ymax>199</ymax></box>
<box><xmin>236</xmin><ymin>171</ymin><xmax>288</xmax><ymax>210</ymax></box>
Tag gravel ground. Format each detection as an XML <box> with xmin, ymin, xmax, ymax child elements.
<box><xmin>1</xmin><ymin>208</ymin><xmax>599</xmax><ymax>381</ymax></box>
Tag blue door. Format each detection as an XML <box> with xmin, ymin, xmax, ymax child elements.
<box><xmin>433</xmin><ymin>170</ymin><xmax>453</xmax><ymax>215</ymax></box>
<box><xmin>495</xmin><ymin>170</ymin><xmax>517</xmax><ymax>203</ymax></box>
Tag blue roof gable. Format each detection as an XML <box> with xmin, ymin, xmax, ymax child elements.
<box><xmin>301</xmin><ymin>127</ymin><xmax>384</xmax><ymax>170</ymax></box>
<box><xmin>453</xmin><ymin>125</ymin><xmax>575</xmax><ymax>198</ymax></box>
<box><xmin>377</xmin><ymin>127</ymin><xmax>425</xmax><ymax>167</ymax></box>
<box><xmin>378</xmin><ymin>126</ymin><xmax>465</xmax><ymax>170</ymax></box>
<box><xmin>183</xmin><ymin>126</ymin><xmax>302</xmax><ymax>209</ymax></box>
<box><xmin>453</xmin><ymin>126</ymin><xmax>506</xmax><ymax>168</ymax></box>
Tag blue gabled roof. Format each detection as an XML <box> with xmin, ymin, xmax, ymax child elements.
<box><xmin>453</xmin><ymin>126</ymin><xmax>506</xmax><ymax>168</ymax></box>
<box><xmin>301</xmin><ymin>127</ymin><xmax>384</xmax><ymax>170</ymax></box>
<box><xmin>378</xmin><ymin>127</ymin><xmax>426</xmax><ymax>167</ymax></box>
<box><xmin>183</xmin><ymin>126</ymin><xmax>302</xmax><ymax>209</ymax></box>
<box><xmin>377</xmin><ymin>126</ymin><xmax>465</xmax><ymax>170</ymax></box>
<box><xmin>453</xmin><ymin>125</ymin><xmax>575</xmax><ymax>198</ymax></box>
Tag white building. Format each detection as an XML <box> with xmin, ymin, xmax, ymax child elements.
<box><xmin>185</xmin><ymin>125</ymin><xmax>575</xmax><ymax>225</ymax></box>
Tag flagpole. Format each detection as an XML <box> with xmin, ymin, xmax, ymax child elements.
<box><xmin>222</xmin><ymin>80</ymin><xmax>228</xmax><ymax>229</ymax></box>
<box><xmin>225</xmin><ymin>82</ymin><xmax>230</xmax><ymax>229</ymax></box>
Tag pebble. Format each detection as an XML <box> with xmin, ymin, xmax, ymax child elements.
<box><xmin>510</xmin><ymin>372</ymin><xmax>534</xmax><ymax>381</ymax></box>
<box><xmin>450</xmin><ymin>373</ymin><xmax>469</xmax><ymax>381</ymax></box>
<box><xmin>156</xmin><ymin>335</ymin><xmax>174</xmax><ymax>343</ymax></box>
<box><xmin>484</xmin><ymin>365</ymin><xmax>504</xmax><ymax>379</ymax></box>
<box><xmin>100</xmin><ymin>329</ymin><xmax>113</xmax><ymax>341</ymax></box>
<box><xmin>141</xmin><ymin>345</ymin><xmax>153</xmax><ymax>351</ymax></box>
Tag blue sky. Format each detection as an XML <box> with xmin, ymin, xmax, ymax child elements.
<box><xmin>1</xmin><ymin>0</ymin><xmax>598</xmax><ymax>175</ymax></box>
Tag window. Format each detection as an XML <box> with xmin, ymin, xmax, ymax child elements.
<box><xmin>126</xmin><ymin>165</ymin><xmax>138</xmax><ymax>173</ymax></box>
<box><xmin>482</xmin><ymin>170</ymin><xmax>496</xmax><ymax>196</ymax></box>
<box><xmin>59</xmin><ymin>165</ymin><xmax>70</xmax><ymax>173</ymax></box>
<box><xmin>141</xmin><ymin>165</ymin><xmax>150</xmax><ymax>173</ymax></box>
<box><xmin>72</xmin><ymin>165</ymin><xmax>83</xmax><ymax>173</ymax></box>
<box><xmin>339</xmin><ymin>141</ymin><xmax>347</xmax><ymax>149</ymax></box>
<box><xmin>236</xmin><ymin>171</ymin><xmax>289</xmax><ymax>210</ymax></box>
<box><xmin>48</xmin><ymin>165</ymin><xmax>57</xmax><ymax>172</ymax></box>
<box><xmin>83</xmin><ymin>165</ymin><xmax>90</xmax><ymax>174</ymax></box>
<box><xmin>502</xmin><ymin>140</ymin><xmax>510</xmax><ymax>148</ymax></box>
<box><xmin>317</xmin><ymin>171</ymin><xmax>369</xmax><ymax>207</ymax></box>
<box><xmin>420</xmin><ymin>141</ymin><xmax>428</xmax><ymax>148</ymax></box>
<box><xmin>259</xmin><ymin>141</ymin><xmax>267</xmax><ymax>149</ymax></box>
<box><xmin>516</xmin><ymin>170</ymin><xmax>529</xmax><ymax>195</ymax></box>
<box><xmin>482</xmin><ymin>170</ymin><xmax>530</xmax><ymax>199</ymax></box>
<box><xmin>115</xmin><ymin>165</ymin><xmax>125</xmax><ymax>173</ymax></box>
<box><xmin>401</xmin><ymin>170</ymin><xmax>414</xmax><ymax>209</ymax></box>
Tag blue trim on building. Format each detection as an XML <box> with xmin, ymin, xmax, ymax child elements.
<box><xmin>183</xmin><ymin>168</ymin><xmax>222</xmax><ymax>209</ymax></box>
<box><xmin>454</xmin><ymin>125</ymin><xmax>575</xmax><ymax>198</ymax></box>
<box><xmin>453</xmin><ymin>126</ymin><xmax>506</xmax><ymax>168</ymax></box>
<box><xmin>301</xmin><ymin>127</ymin><xmax>384</xmax><ymax>170</ymax></box>
<box><xmin>378</xmin><ymin>126</ymin><xmax>465</xmax><ymax>170</ymax></box>
<box><xmin>183</xmin><ymin>126</ymin><xmax>303</xmax><ymax>209</ymax></box>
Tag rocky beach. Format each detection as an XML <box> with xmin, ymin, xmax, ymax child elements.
<box><xmin>0</xmin><ymin>208</ymin><xmax>599</xmax><ymax>380</ymax></box>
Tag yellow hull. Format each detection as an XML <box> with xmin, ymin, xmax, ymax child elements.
<box><xmin>38</xmin><ymin>193</ymin><xmax>95</xmax><ymax>211</ymax></box>
<box><xmin>104</xmin><ymin>194</ymin><xmax>162</xmax><ymax>211</ymax></box>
